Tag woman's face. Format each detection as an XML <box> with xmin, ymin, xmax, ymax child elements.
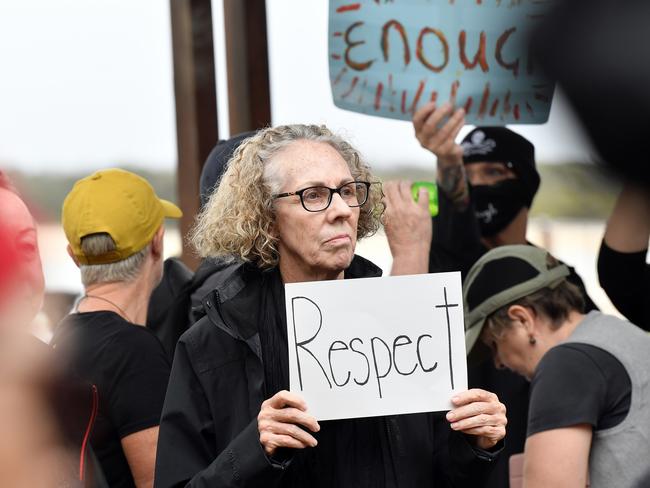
<box><xmin>271</xmin><ymin>140</ymin><xmax>360</xmax><ymax>283</ymax></box>
<box><xmin>482</xmin><ymin>323</ymin><xmax>537</xmax><ymax>380</ymax></box>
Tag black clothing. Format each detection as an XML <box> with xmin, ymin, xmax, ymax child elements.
<box><xmin>597</xmin><ymin>241</ymin><xmax>650</xmax><ymax>330</ymax></box>
<box><xmin>429</xmin><ymin>190</ymin><xmax>598</xmax><ymax>488</ymax></box>
<box><xmin>147</xmin><ymin>257</ymin><xmax>193</xmax><ymax>360</ymax></box>
<box><xmin>155</xmin><ymin>256</ymin><xmax>500</xmax><ymax>488</ymax></box>
<box><xmin>528</xmin><ymin>343</ymin><xmax>631</xmax><ymax>437</ymax></box>
<box><xmin>469</xmin><ymin>180</ymin><xmax>529</xmax><ymax>237</ymax></box>
<box><xmin>55</xmin><ymin>312</ymin><xmax>171</xmax><ymax>488</ymax></box>
<box><xmin>147</xmin><ymin>257</ymin><xmax>232</xmax><ymax>362</ymax></box>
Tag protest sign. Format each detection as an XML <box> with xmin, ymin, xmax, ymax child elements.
<box><xmin>328</xmin><ymin>0</ymin><xmax>554</xmax><ymax>125</ymax></box>
<box><xmin>285</xmin><ymin>272</ymin><xmax>467</xmax><ymax>421</ymax></box>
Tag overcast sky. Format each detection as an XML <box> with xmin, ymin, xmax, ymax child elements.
<box><xmin>0</xmin><ymin>0</ymin><xmax>595</xmax><ymax>174</ymax></box>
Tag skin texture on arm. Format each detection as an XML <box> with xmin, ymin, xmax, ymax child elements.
<box><xmin>523</xmin><ymin>425</ymin><xmax>592</xmax><ymax>488</ymax></box>
<box><xmin>413</xmin><ymin>102</ymin><xmax>469</xmax><ymax>209</ymax></box>
<box><xmin>604</xmin><ymin>183</ymin><xmax>650</xmax><ymax>252</ymax></box>
<box><xmin>383</xmin><ymin>180</ymin><xmax>432</xmax><ymax>275</ymax></box>
<box><xmin>121</xmin><ymin>426</ymin><xmax>159</xmax><ymax>488</ymax></box>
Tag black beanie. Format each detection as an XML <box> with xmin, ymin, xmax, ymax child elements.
<box><xmin>461</xmin><ymin>127</ymin><xmax>540</xmax><ymax>208</ymax></box>
<box><xmin>199</xmin><ymin>131</ymin><xmax>257</xmax><ymax>208</ymax></box>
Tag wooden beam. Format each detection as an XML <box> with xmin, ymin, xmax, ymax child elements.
<box><xmin>223</xmin><ymin>0</ymin><xmax>272</xmax><ymax>133</ymax></box>
<box><xmin>169</xmin><ymin>0</ymin><xmax>219</xmax><ymax>269</ymax></box>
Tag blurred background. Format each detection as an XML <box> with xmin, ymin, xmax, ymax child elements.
<box><xmin>0</xmin><ymin>0</ymin><xmax>622</xmax><ymax>331</ymax></box>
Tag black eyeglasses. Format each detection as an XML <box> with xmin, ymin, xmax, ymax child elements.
<box><xmin>274</xmin><ymin>181</ymin><xmax>371</xmax><ymax>212</ymax></box>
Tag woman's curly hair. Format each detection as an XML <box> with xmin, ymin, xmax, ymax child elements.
<box><xmin>190</xmin><ymin>124</ymin><xmax>384</xmax><ymax>269</ymax></box>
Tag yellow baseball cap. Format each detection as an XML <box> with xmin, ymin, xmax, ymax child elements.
<box><xmin>62</xmin><ymin>168</ymin><xmax>182</xmax><ymax>265</ymax></box>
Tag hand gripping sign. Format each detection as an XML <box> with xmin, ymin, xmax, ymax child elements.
<box><xmin>328</xmin><ymin>0</ymin><xmax>555</xmax><ymax>125</ymax></box>
<box><xmin>285</xmin><ymin>272</ymin><xmax>468</xmax><ymax>421</ymax></box>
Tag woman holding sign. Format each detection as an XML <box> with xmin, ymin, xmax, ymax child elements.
<box><xmin>154</xmin><ymin>125</ymin><xmax>506</xmax><ymax>488</ymax></box>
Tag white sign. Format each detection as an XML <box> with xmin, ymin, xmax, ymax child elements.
<box><xmin>285</xmin><ymin>272</ymin><xmax>467</xmax><ymax>421</ymax></box>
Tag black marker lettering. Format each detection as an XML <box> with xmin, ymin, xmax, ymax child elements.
<box><xmin>371</xmin><ymin>336</ymin><xmax>392</xmax><ymax>399</ymax></box>
<box><xmin>291</xmin><ymin>296</ymin><xmax>332</xmax><ymax>389</ymax></box>
<box><xmin>328</xmin><ymin>340</ymin><xmax>351</xmax><ymax>387</ymax></box>
<box><xmin>350</xmin><ymin>337</ymin><xmax>370</xmax><ymax>385</ymax></box>
<box><xmin>392</xmin><ymin>335</ymin><xmax>418</xmax><ymax>375</ymax></box>
<box><xmin>416</xmin><ymin>334</ymin><xmax>438</xmax><ymax>373</ymax></box>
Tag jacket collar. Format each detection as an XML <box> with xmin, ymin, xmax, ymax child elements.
<box><xmin>201</xmin><ymin>255</ymin><xmax>383</xmax><ymax>344</ymax></box>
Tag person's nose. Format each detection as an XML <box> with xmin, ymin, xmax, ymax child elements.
<box><xmin>327</xmin><ymin>191</ymin><xmax>353</xmax><ymax>219</ymax></box>
<box><xmin>466</xmin><ymin>168</ymin><xmax>487</xmax><ymax>186</ymax></box>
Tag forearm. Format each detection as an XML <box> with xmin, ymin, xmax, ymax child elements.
<box><xmin>604</xmin><ymin>183</ymin><xmax>650</xmax><ymax>252</ymax></box>
<box><xmin>436</xmin><ymin>158</ymin><xmax>470</xmax><ymax>211</ymax></box>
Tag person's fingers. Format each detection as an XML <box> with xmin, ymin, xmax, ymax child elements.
<box><xmin>422</xmin><ymin>103</ymin><xmax>453</xmax><ymax>136</ymax></box>
<box><xmin>261</xmin><ymin>419</ymin><xmax>319</xmax><ymax>446</ymax></box>
<box><xmin>417</xmin><ymin>187</ymin><xmax>431</xmax><ymax>210</ymax></box>
<box><xmin>448</xmin><ymin>411</ymin><xmax>508</xmax><ymax>432</ymax></box>
<box><xmin>413</xmin><ymin>101</ymin><xmax>437</xmax><ymax>132</ymax></box>
<box><xmin>263</xmin><ymin>390</ymin><xmax>308</xmax><ymax>411</ymax></box>
<box><xmin>449</xmin><ymin>424</ymin><xmax>506</xmax><ymax>441</ymax></box>
<box><xmin>436</xmin><ymin>111</ymin><xmax>465</xmax><ymax>155</ymax></box>
<box><xmin>446</xmin><ymin>400</ymin><xmax>504</xmax><ymax>423</ymax></box>
<box><xmin>398</xmin><ymin>180</ymin><xmax>413</xmax><ymax>201</ymax></box>
<box><xmin>259</xmin><ymin>432</ymin><xmax>315</xmax><ymax>455</ymax></box>
<box><xmin>451</xmin><ymin>388</ymin><xmax>499</xmax><ymax>407</ymax></box>
<box><xmin>435</xmin><ymin>108</ymin><xmax>465</xmax><ymax>143</ymax></box>
<box><xmin>270</xmin><ymin>407</ymin><xmax>320</xmax><ymax>433</ymax></box>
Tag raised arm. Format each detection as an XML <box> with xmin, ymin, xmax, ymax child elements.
<box><xmin>413</xmin><ymin>102</ymin><xmax>468</xmax><ymax>209</ymax></box>
<box><xmin>603</xmin><ymin>183</ymin><xmax>650</xmax><ymax>252</ymax></box>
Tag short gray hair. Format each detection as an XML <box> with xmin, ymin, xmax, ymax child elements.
<box><xmin>79</xmin><ymin>233</ymin><xmax>149</xmax><ymax>287</ymax></box>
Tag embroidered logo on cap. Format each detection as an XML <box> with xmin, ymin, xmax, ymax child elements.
<box><xmin>462</xmin><ymin>130</ymin><xmax>497</xmax><ymax>156</ymax></box>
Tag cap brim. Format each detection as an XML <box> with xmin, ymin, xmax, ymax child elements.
<box><xmin>160</xmin><ymin>199</ymin><xmax>183</xmax><ymax>219</ymax></box>
<box><xmin>465</xmin><ymin>318</ymin><xmax>485</xmax><ymax>357</ymax></box>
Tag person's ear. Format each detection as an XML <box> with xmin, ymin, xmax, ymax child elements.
<box><xmin>151</xmin><ymin>226</ymin><xmax>165</xmax><ymax>260</ymax></box>
<box><xmin>506</xmin><ymin>304</ymin><xmax>536</xmax><ymax>333</ymax></box>
<box><xmin>66</xmin><ymin>245</ymin><xmax>80</xmax><ymax>267</ymax></box>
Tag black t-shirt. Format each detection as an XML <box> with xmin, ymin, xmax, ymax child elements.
<box><xmin>528</xmin><ymin>343</ymin><xmax>631</xmax><ymax>437</ymax></box>
<box><xmin>597</xmin><ymin>241</ymin><xmax>650</xmax><ymax>331</ymax></box>
<box><xmin>54</xmin><ymin>312</ymin><xmax>171</xmax><ymax>488</ymax></box>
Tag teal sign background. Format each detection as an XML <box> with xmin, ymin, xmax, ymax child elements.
<box><xmin>328</xmin><ymin>0</ymin><xmax>554</xmax><ymax>125</ymax></box>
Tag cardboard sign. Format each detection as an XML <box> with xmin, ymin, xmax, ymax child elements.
<box><xmin>285</xmin><ymin>272</ymin><xmax>468</xmax><ymax>421</ymax></box>
<box><xmin>328</xmin><ymin>0</ymin><xmax>554</xmax><ymax>125</ymax></box>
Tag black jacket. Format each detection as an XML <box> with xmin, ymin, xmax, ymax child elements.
<box><xmin>154</xmin><ymin>256</ymin><xmax>499</xmax><ymax>488</ymax></box>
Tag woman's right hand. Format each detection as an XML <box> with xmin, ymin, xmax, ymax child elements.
<box><xmin>257</xmin><ymin>390</ymin><xmax>320</xmax><ymax>456</ymax></box>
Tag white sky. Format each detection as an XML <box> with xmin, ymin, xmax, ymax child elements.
<box><xmin>0</xmin><ymin>0</ymin><xmax>595</xmax><ymax>174</ymax></box>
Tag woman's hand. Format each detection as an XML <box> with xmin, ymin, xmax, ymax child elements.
<box><xmin>383</xmin><ymin>180</ymin><xmax>432</xmax><ymax>276</ymax></box>
<box><xmin>446</xmin><ymin>388</ymin><xmax>507</xmax><ymax>450</ymax></box>
<box><xmin>257</xmin><ymin>390</ymin><xmax>320</xmax><ymax>456</ymax></box>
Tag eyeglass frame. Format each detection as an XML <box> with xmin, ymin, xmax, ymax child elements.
<box><xmin>273</xmin><ymin>180</ymin><xmax>372</xmax><ymax>212</ymax></box>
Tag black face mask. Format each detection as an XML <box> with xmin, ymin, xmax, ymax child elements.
<box><xmin>470</xmin><ymin>179</ymin><xmax>527</xmax><ymax>237</ymax></box>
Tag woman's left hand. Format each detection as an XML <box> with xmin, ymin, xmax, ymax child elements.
<box><xmin>446</xmin><ymin>388</ymin><xmax>507</xmax><ymax>450</ymax></box>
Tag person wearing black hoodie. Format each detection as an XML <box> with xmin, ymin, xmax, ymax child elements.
<box><xmin>146</xmin><ymin>131</ymin><xmax>256</xmax><ymax>361</ymax></box>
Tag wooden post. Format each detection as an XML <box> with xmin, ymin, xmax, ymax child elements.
<box><xmin>223</xmin><ymin>0</ymin><xmax>272</xmax><ymax>134</ymax></box>
<box><xmin>169</xmin><ymin>0</ymin><xmax>219</xmax><ymax>269</ymax></box>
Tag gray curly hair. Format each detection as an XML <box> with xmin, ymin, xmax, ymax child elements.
<box><xmin>190</xmin><ymin>124</ymin><xmax>384</xmax><ymax>268</ymax></box>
